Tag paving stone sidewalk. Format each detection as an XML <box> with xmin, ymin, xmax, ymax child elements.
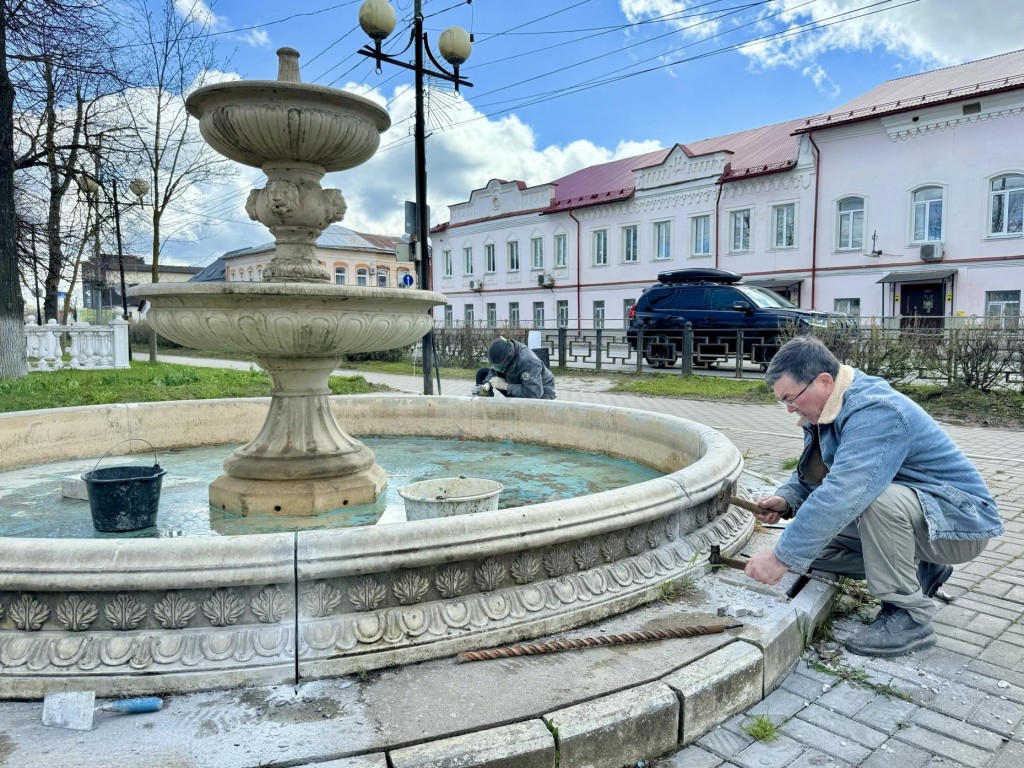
<box><xmin>163</xmin><ymin>357</ymin><xmax>1024</xmax><ymax>767</ymax></box>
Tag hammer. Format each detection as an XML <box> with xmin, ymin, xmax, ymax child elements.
<box><xmin>708</xmin><ymin>544</ymin><xmax>853</xmax><ymax>594</ymax></box>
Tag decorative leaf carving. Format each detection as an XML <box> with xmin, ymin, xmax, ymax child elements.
<box><xmin>601</xmin><ymin>535</ymin><xmax>622</xmax><ymax>562</ymax></box>
<box><xmin>56</xmin><ymin>595</ymin><xmax>99</xmax><ymax>631</ymax></box>
<box><xmin>303</xmin><ymin>582</ymin><xmax>344</xmax><ymax>617</ymax></box>
<box><xmin>511</xmin><ymin>552</ymin><xmax>540</xmax><ymax>584</ymax></box>
<box><xmin>664</xmin><ymin>516</ymin><xmax>678</xmax><ymax>541</ymax></box>
<box><xmin>347</xmin><ymin>580</ymin><xmax>386</xmax><ymax>612</ymax></box>
<box><xmin>153</xmin><ymin>593</ymin><xmax>198</xmax><ymax>629</ymax></box>
<box><xmin>625</xmin><ymin>528</ymin><xmax>646</xmax><ymax>555</ymax></box>
<box><xmin>574</xmin><ymin>540</ymin><xmax>599</xmax><ymax>571</ymax></box>
<box><xmin>474</xmin><ymin>561</ymin><xmax>507</xmax><ymax>592</ymax></box>
<box><xmin>392</xmin><ymin>573</ymin><xmax>430</xmax><ymax>605</ymax></box>
<box><xmin>10</xmin><ymin>595</ymin><xmax>50</xmax><ymax>631</ymax></box>
<box><xmin>104</xmin><ymin>593</ymin><xmax>147</xmax><ymax>630</ymax></box>
<box><xmin>647</xmin><ymin>524</ymin><xmax>660</xmax><ymax>549</ymax></box>
<box><xmin>543</xmin><ymin>548</ymin><xmax>573</xmax><ymax>577</ymax></box>
<box><xmin>250</xmin><ymin>587</ymin><xmax>290</xmax><ymax>624</ymax></box>
<box><xmin>202</xmin><ymin>589</ymin><xmax>246</xmax><ymax>627</ymax></box>
<box><xmin>434</xmin><ymin>567</ymin><xmax>469</xmax><ymax>599</ymax></box>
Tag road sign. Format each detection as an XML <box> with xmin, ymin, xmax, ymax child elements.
<box><xmin>401</xmin><ymin>273</ymin><xmax>415</xmax><ymax>288</ymax></box>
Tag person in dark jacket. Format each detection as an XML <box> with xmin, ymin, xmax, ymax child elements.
<box><xmin>473</xmin><ymin>337</ymin><xmax>556</xmax><ymax>399</ymax></box>
<box><xmin>744</xmin><ymin>336</ymin><xmax>1002</xmax><ymax>658</ymax></box>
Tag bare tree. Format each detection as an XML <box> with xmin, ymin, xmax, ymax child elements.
<box><xmin>119</xmin><ymin>0</ymin><xmax>231</xmax><ymax>362</ymax></box>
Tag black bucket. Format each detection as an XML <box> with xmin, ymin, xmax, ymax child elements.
<box><xmin>82</xmin><ymin>440</ymin><xmax>165</xmax><ymax>532</ymax></box>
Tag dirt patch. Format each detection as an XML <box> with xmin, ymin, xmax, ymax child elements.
<box><xmin>556</xmin><ymin>377</ymin><xmax>617</xmax><ymax>393</ymax></box>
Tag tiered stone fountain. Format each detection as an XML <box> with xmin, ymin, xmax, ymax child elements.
<box><xmin>0</xmin><ymin>49</ymin><xmax>752</xmax><ymax>697</ymax></box>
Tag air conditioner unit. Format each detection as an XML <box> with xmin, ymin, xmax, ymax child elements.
<box><xmin>919</xmin><ymin>242</ymin><xmax>944</xmax><ymax>262</ymax></box>
<box><xmin>468</xmin><ymin>279</ymin><xmax>483</xmax><ymax>291</ymax></box>
<box><xmin>537</xmin><ymin>273</ymin><xmax>555</xmax><ymax>288</ymax></box>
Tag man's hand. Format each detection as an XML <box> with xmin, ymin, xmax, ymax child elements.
<box><xmin>751</xmin><ymin>495</ymin><xmax>789</xmax><ymax>525</ymax></box>
<box><xmin>491</xmin><ymin>377</ymin><xmax>508</xmax><ymax>391</ymax></box>
<box><xmin>744</xmin><ymin>550</ymin><xmax>788</xmax><ymax>585</ymax></box>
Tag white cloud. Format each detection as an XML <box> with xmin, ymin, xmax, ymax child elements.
<box><xmin>242</xmin><ymin>30</ymin><xmax>271</xmax><ymax>48</ymax></box>
<box><xmin>741</xmin><ymin>0</ymin><xmax>1024</xmax><ymax>93</ymax></box>
<box><xmin>173</xmin><ymin>0</ymin><xmax>226</xmax><ymax>32</ymax></box>
<box><xmin>620</xmin><ymin>0</ymin><xmax>722</xmax><ymax>37</ymax></box>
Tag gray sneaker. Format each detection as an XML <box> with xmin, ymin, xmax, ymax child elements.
<box><xmin>844</xmin><ymin>606</ymin><xmax>936</xmax><ymax>657</ymax></box>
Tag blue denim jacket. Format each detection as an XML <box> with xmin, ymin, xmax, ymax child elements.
<box><xmin>774</xmin><ymin>367</ymin><xmax>1002</xmax><ymax>572</ymax></box>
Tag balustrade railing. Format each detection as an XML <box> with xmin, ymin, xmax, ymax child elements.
<box><xmin>24</xmin><ymin>317</ymin><xmax>130</xmax><ymax>372</ymax></box>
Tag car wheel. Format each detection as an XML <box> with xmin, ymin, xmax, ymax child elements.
<box><xmin>644</xmin><ymin>336</ymin><xmax>677</xmax><ymax>368</ymax></box>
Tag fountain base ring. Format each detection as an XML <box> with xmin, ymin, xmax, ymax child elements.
<box><xmin>209</xmin><ymin>462</ymin><xmax>387</xmax><ymax>516</ymax></box>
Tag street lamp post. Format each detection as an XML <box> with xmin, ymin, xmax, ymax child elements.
<box><xmin>358</xmin><ymin>0</ymin><xmax>472</xmax><ymax>396</ymax></box>
<box><xmin>110</xmin><ymin>178</ymin><xmax>150</xmax><ymax>321</ymax></box>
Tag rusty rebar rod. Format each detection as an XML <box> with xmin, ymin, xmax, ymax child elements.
<box><xmin>456</xmin><ymin>623</ymin><xmax>743</xmax><ymax>663</ymax></box>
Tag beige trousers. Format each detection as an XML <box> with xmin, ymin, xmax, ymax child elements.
<box><xmin>810</xmin><ymin>483</ymin><xmax>988</xmax><ymax>624</ymax></box>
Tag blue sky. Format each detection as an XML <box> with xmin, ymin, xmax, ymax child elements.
<box><xmin>159</xmin><ymin>0</ymin><xmax>1024</xmax><ymax>266</ymax></box>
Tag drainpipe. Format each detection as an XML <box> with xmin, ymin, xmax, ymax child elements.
<box><xmin>570</xmin><ymin>208</ymin><xmax>582</xmax><ymax>331</ymax></box>
<box><xmin>713</xmin><ymin>181</ymin><xmax>724</xmax><ymax>270</ymax></box>
<box><xmin>808</xmin><ymin>131</ymin><xmax>821</xmax><ymax>309</ymax></box>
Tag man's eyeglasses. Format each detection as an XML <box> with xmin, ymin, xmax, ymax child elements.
<box><xmin>778</xmin><ymin>378</ymin><xmax>814</xmax><ymax>407</ymax></box>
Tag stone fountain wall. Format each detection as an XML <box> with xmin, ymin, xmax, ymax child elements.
<box><xmin>0</xmin><ymin>397</ymin><xmax>751</xmax><ymax>698</ymax></box>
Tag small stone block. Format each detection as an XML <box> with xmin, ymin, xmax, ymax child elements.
<box><xmin>389</xmin><ymin>719</ymin><xmax>554</xmax><ymax>768</ymax></box>
<box><xmin>663</xmin><ymin>641</ymin><xmax>764</xmax><ymax>745</ymax></box>
<box><xmin>544</xmin><ymin>682</ymin><xmax>679</xmax><ymax>768</ymax></box>
<box><xmin>61</xmin><ymin>475</ymin><xmax>89</xmax><ymax>500</ymax></box>
<box><xmin>306</xmin><ymin>756</ymin><xmax>389</xmax><ymax>768</ymax></box>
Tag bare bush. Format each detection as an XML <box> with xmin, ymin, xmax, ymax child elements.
<box><xmin>432</xmin><ymin>324</ymin><xmax>528</xmax><ymax>369</ymax></box>
<box><xmin>920</xmin><ymin>319</ymin><xmax>1019</xmax><ymax>392</ymax></box>
<box><xmin>778</xmin><ymin>321</ymin><xmax>919</xmax><ymax>384</ymax></box>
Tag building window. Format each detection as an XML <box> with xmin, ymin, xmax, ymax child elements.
<box><xmin>654</xmin><ymin>221</ymin><xmax>671</xmax><ymax>260</ymax></box>
<box><xmin>444</xmin><ymin>305</ymin><xmax>453</xmax><ymax>326</ymax></box>
<box><xmin>247</xmin><ymin>267</ymin><xmax>254</xmax><ymax>281</ymax></box>
<box><xmin>486</xmin><ymin>302</ymin><xmax>497</xmax><ymax>326</ymax></box>
<box><xmin>507</xmin><ymin>241</ymin><xmax>520</xmax><ymax>271</ymax></box>
<box><xmin>531</xmin><ymin>237</ymin><xmax>544</xmax><ymax>270</ymax></box>
<box><xmin>986</xmin><ymin>290</ymin><xmax>1020</xmax><ymax>329</ymax></box>
<box><xmin>554</xmin><ymin>234</ymin><xmax>567</xmax><ymax>268</ymax></box>
<box><xmin>463</xmin><ymin>247</ymin><xmax>474</xmax><ymax>275</ymax></box>
<box><xmin>593</xmin><ymin>229</ymin><xmax>608</xmax><ymax>266</ymax></box>
<box><xmin>691</xmin><ymin>215</ymin><xmax>711</xmax><ymax>256</ymax></box>
<box><xmin>773</xmin><ymin>203</ymin><xmax>796</xmax><ymax>248</ymax></box>
<box><xmin>443</xmin><ymin>249</ymin><xmax>453</xmax><ymax>277</ymax></box>
<box><xmin>990</xmin><ymin>175</ymin><xmax>1024</xmax><ymax>236</ymax></box>
<box><xmin>557</xmin><ymin>300</ymin><xmax>568</xmax><ymax>328</ymax></box>
<box><xmin>484</xmin><ymin>243</ymin><xmax>496</xmax><ymax>273</ymax></box>
<box><xmin>730</xmin><ymin>210</ymin><xmax>750</xmax><ymax>252</ymax></box>
<box><xmin>622</xmin><ymin>225</ymin><xmax>638</xmax><ymax>263</ymax></box>
<box><xmin>532</xmin><ymin>302</ymin><xmax>545</xmax><ymax>328</ymax></box>
<box><xmin>356</xmin><ymin>268</ymin><xmax>368</xmax><ymax>286</ymax></box>
<box><xmin>837</xmin><ymin>197</ymin><xmax>864</xmax><ymax>250</ymax></box>
<box><xmin>912</xmin><ymin>186</ymin><xmax>943</xmax><ymax>242</ymax></box>
<box><xmin>377</xmin><ymin>270</ymin><xmax>389</xmax><ymax>287</ymax></box>
<box><xmin>256</xmin><ymin>267</ymin><xmax>263</xmax><ymax>281</ymax></box>
<box><xmin>464</xmin><ymin>305</ymin><xmax>475</xmax><ymax>325</ymax></box>
<box><xmin>509</xmin><ymin>302</ymin><xmax>520</xmax><ymax>325</ymax></box>
<box><xmin>593</xmin><ymin>300</ymin><xmax>605</xmax><ymax>329</ymax></box>
<box><xmin>397</xmin><ymin>269</ymin><xmax>411</xmax><ymax>287</ymax></box>
<box><xmin>623</xmin><ymin>299</ymin><xmax>634</xmax><ymax>329</ymax></box>
<box><xmin>335</xmin><ymin>265</ymin><xmax>346</xmax><ymax>284</ymax></box>
<box><xmin>834</xmin><ymin>298</ymin><xmax>860</xmax><ymax>318</ymax></box>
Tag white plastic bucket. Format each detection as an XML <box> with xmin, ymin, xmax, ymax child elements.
<box><xmin>397</xmin><ymin>477</ymin><xmax>503</xmax><ymax>521</ymax></box>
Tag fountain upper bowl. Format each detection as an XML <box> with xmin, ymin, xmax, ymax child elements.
<box><xmin>185</xmin><ymin>81</ymin><xmax>391</xmax><ymax>171</ymax></box>
<box><xmin>128</xmin><ymin>282</ymin><xmax>445</xmax><ymax>357</ymax></box>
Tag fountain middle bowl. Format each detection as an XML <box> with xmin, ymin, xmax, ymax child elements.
<box><xmin>0</xmin><ymin>395</ymin><xmax>752</xmax><ymax>698</ymax></box>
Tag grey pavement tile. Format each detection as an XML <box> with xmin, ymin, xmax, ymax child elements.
<box><xmin>796</xmin><ymin>702</ymin><xmax>887</xmax><ymax>748</ymax></box>
<box><xmin>953</xmin><ymin>596</ymin><xmax>1024</xmax><ymax>622</ymax></box>
<box><xmin>934</xmin><ymin>624</ymin><xmax>993</xmax><ymax>649</ymax></box>
<box><xmin>859</xmin><ymin>738</ymin><xmax>933</xmax><ymax>768</ymax></box>
<box><xmin>973</xmin><ymin>580</ymin><xmax>1014</xmax><ymax>598</ymax></box>
<box><xmin>815</xmin><ymin>680</ymin><xmax>877</xmax><ymax>717</ymax></box>
<box><xmin>989</xmin><ymin>739</ymin><xmax>1024</xmax><ymax>768</ymax></box>
<box><xmin>785</xmin><ymin>748</ymin><xmax>853</xmax><ymax>767</ymax></box>
<box><xmin>662</xmin><ymin>744</ymin><xmax>724</xmax><ymax>768</ymax></box>
<box><xmin>894</xmin><ymin>723</ymin><xmax>997</xmax><ymax>767</ymax></box>
<box><xmin>781</xmin><ymin>671</ymin><xmax>831</xmax><ymax>703</ymax></box>
<box><xmin>731</xmin><ymin>733</ymin><xmax>806</xmax><ymax>768</ymax></box>
<box><xmin>696</xmin><ymin>722</ymin><xmax>755</xmax><ymax>759</ymax></box>
<box><xmin>794</xmin><ymin>659</ymin><xmax>840</xmax><ymax>685</ymax></box>
<box><xmin>913</xmin><ymin>647</ymin><xmax>975</xmax><ymax>680</ymax></box>
<box><xmin>954</xmin><ymin>613</ymin><xmax>1012</xmax><ymax>639</ymax></box>
<box><xmin>852</xmin><ymin>696</ymin><xmax>919</xmax><ymax>735</ymax></box>
<box><xmin>910</xmin><ymin>707</ymin><xmax>1006</xmax><ymax>751</ymax></box>
<box><xmin>967</xmin><ymin>659</ymin><xmax>1024</xmax><ymax>692</ymax></box>
<box><xmin>934</xmin><ymin>604</ymin><xmax>979</xmax><ymax>627</ymax></box>
<box><xmin>920</xmin><ymin>680</ymin><xmax>988</xmax><ymax>720</ymax></box>
<box><xmin>978</xmin><ymin>639</ymin><xmax>1024</xmax><ymax>669</ymax></box>
<box><xmin>967</xmin><ymin>695</ymin><xmax>1024</xmax><ymax>737</ymax></box>
<box><xmin>937</xmin><ymin>635</ymin><xmax>988</xmax><ymax>660</ymax></box>
<box><xmin>780</xmin><ymin>717</ymin><xmax>871</xmax><ymax>764</ymax></box>
<box><xmin>744</xmin><ymin>687</ymin><xmax>807</xmax><ymax>720</ymax></box>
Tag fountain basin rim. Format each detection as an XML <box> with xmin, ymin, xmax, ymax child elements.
<box><xmin>127</xmin><ymin>282</ymin><xmax>446</xmax><ymax>305</ymax></box>
<box><xmin>185</xmin><ymin>80</ymin><xmax>391</xmax><ymax>134</ymax></box>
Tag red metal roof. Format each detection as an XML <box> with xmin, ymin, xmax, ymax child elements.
<box><xmin>798</xmin><ymin>48</ymin><xmax>1024</xmax><ymax>132</ymax></box>
<box><xmin>684</xmin><ymin>119</ymin><xmax>806</xmax><ymax>180</ymax></box>
<box><xmin>544</xmin><ymin>149</ymin><xmax>670</xmax><ymax>213</ymax></box>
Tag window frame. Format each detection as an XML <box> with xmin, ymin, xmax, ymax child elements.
<box><xmin>911</xmin><ymin>185</ymin><xmax>944</xmax><ymax>243</ymax></box>
<box><xmin>836</xmin><ymin>196</ymin><xmax>865</xmax><ymax>251</ymax></box>
<box><xmin>730</xmin><ymin>209</ymin><xmax>751</xmax><ymax>253</ymax></box>
<box><xmin>509</xmin><ymin>302</ymin><xmax>520</xmax><ymax>325</ymax></box>
<box><xmin>463</xmin><ymin>304</ymin><xmax>474</xmax><ymax>325</ymax></box>
<box><xmin>484</xmin><ymin>243</ymin><xmax>496</xmax><ymax>273</ymax></box>
<box><xmin>532</xmin><ymin>301</ymin><xmax>545</xmax><ymax>328</ymax></box>
<box><xmin>989</xmin><ymin>174</ymin><xmax>1024</xmax><ymax>237</ymax></box>
<box><xmin>486</xmin><ymin>302</ymin><xmax>497</xmax><ymax>326</ymax></box>
<box><xmin>507</xmin><ymin>240</ymin><xmax>520</xmax><ymax>272</ymax></box>
<box><xmin>691</xmin><ymin>215</ymin><xmax>711</xmax><ymax>257</ymax></box>
<box><xmin>530</xmin><ymin>237</ymin><xmax>544</xmax><ymax>270</ymax></box>
<box><xmin>772</xmin><ymin>203</ymin><xmax>796</xmax><ymax>249</ymax></box>
<box><xmin>356</xmin><ymin>268</ymin><xmax>369</xmax><ymax>286</ymax></box>
<box><xmin>621</xmin><ymin>225</ymin><xmax>638</xmax><ymax>264</ymax></box>
<box><xmin>654</xmin><ymin>220</ymin><xmax>672</xmax><ymax>261</ymax></box>
<box><xmin>443</xmin><ymin>249</ymin><xmax>453</xmax><ymax>278</ymax></box>
<box><xmin>463</xmin><ymin>246</ymin><xmax>474</xmax><ymax>276</ymax></box>
<box><xmin>592</xmin><ymin>300</ymin><xmax>605</xmax><ymax>329</ymax></box>
<box><xmin>554</xmin><ymin>233</ymin><xmax>568</xmax><ymax>268</ymax></box>
<box><xmin>593</xmin><ymin>229</ymin><xmax>608</xmax><ymax>266</ymax></box>
<box><xmin>556</xmin><ymin>299</ymin><xmax>569</xmax><ymax>328</ymax></box>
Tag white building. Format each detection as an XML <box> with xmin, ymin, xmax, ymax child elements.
<box><xmin>432</xmin><ymin>49</ymin><xmax>1024</xmax><ymax>329</ymax></box>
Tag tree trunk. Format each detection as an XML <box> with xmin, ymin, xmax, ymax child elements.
<box><xmin>0</xmin><ymin>5</ymin><xmax>28</xmax><ymax>378</ymax></box>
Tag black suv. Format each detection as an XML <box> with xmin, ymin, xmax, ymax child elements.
<box><xmin>626</xmin><ymin>268</ymin><xmax>851</xmax><ymax>368</ymax></box>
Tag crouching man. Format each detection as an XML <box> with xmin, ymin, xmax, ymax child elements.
<box><xmin>744</xmin><ymin>336</ymin><xmax>1002</xmax><ymax>657</ymax></box>
<box><xmin>473</xmin><ymin>336</ymin><xmax>556</xmax><ymax>400</ymax></box>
